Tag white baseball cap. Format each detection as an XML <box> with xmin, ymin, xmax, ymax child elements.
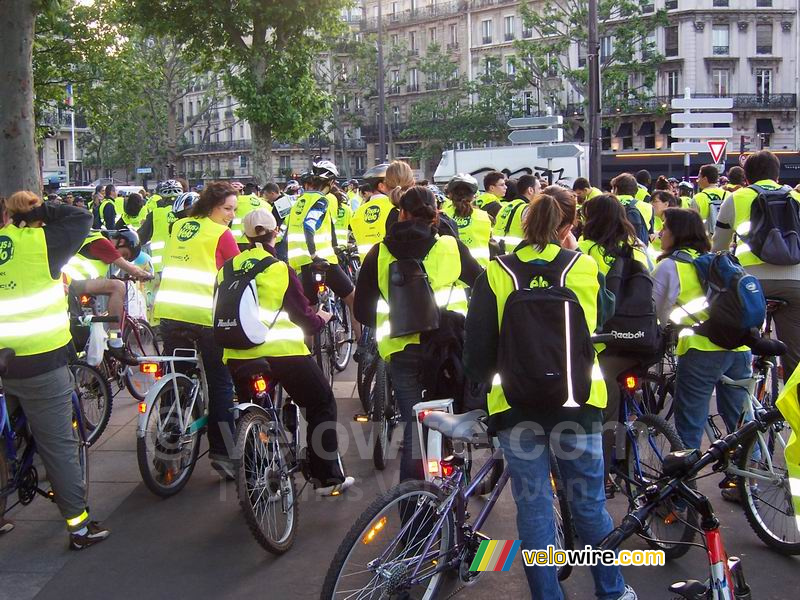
<box><xmin>243</xmin><ymin>208</ymin><xmax>277</xmax><ymax>238</ymax></box>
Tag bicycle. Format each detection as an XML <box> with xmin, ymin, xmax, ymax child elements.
<box><xmin>322</xmin><ymin>408</ymin><xmax>573</xmax><ymax>599</ymax></box>
<box><xmin>597</xmin><ymin>410</ymin><xmax>787</xmax><ymax>599</ymax></box>
<box><xmin>135</xmin><ymin>330</ymin><xmax>209</xmax><ymax>497</ymax></box>
<box><xmin>309</xmin><ymin>261</ymin><xmax>341</xmax><ymax>387</ymax></box>
<box><xmin>0</xmin><ymin>349</ymin><xmax>90</xmax><ymax>524</ymax></box>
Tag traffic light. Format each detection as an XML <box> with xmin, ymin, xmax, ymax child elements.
<box><xmin>740</xmin><ymin>135</ymin><xmax>751</xmax><ymax>153</ymax></box>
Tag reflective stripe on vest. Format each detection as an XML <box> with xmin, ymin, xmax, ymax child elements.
<box><xmin>350</xmin><ymin>194</ymin><xmax>397</xmax><ymax>260</ymax></box>
<box><xmin>99</xmin><ymin>199</ymin><xmax>117</xmax><ymax>228</ymax></box>
<box><xmin>150</xmin><ymin>203</ymin><xmax>177</xmax><ymax>273</ymax></box>
<box><xmin>442</xmin><ymin>204</ymin><xmax>492</xmax><ymax>268</ymax></box>
<box><xmin>333</xmin><ymin>196</ymin><xmax>352</xmax><ymax>248</ymax></box>
<box><xmin>286</xmin><ymin>192</ymin><xmax>338</xmax><ymax>270</ymax></box>
<box><xmin>61</xmin><ymin>231</ymin><xmax>108</xmax><ymax>281</ymax></box>
<box><xmin>154</xmin><ymin>217</ymin><xmax>228</xmax><ymax>326</ymax></box>
<box><xmin>375</xmin><ymin>235</ymin><xmax>464</xmax><ymax>360</ymax></box>
<box><xmin>221</xmin><ymin>248</ymin><xmax>309</xmax><ymax>361</ymax></box>
<box><xmin>0</xmin><ymin>226</ymin><xmax>71</xmax><ymax>356</ymax></box>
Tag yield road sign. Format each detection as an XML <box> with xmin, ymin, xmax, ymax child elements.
<box><xmin>671</xmin><ymin>142</ymin><xmax>718</xmax><ymax>153</ymax></box>
<box><xmin>508</xmin><ymin>128</ymin><xmax>563</xmax><ymax>144</ymax></box>
<box><xmin>672</xmin><ymin>112</ymin><xmax>734</xmax><ymax>124</ymax></box>
<box><xmin>507</xmin><ymin>116</ymin><xmax>563</xmax><ymax>128</ymax></box>
<box><xmin>537</xmin><ymin>144</ymin><xmax>583</xmax><ymax>159</ymax></box>
<box><xmin>707</xmin><ymin>140</ymin><xmax>727</xmax><ymax>164</ymax></box>
<box><xmin>671</xmin><ymin>127</ymin><xmax>733</xmax><ymax>139</ymax></box>
<box><xmin>671</xmin><ymin>97</ymin><xmax>733</xmax><ymax>110</ymax></box>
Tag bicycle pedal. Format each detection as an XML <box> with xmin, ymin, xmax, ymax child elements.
<box><xmin>353</xmin><ymin>413</ymin><xmax>370</xmax><ymax>423</ymax></box>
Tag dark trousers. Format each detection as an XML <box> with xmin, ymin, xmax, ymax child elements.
<box><xmin>387</xmin><ymin>345</ymin><xmax>426</xmax><ymax>482</ymax></box>
<box><xmin>229</xmin><ymin>355</ymin><xmax>345</xmax><ymax>486</ymax></box>
<box><xmin>160</xmin><ymin>319</ymin><xmax>234</xmax><ymax>457</ymax></box>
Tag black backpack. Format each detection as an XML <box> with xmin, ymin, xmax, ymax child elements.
<box><xmin>212</xmin><ymin>256</ymin><xmax>280</xmax><ymax>349</ymax></box>
<box><xmin>745</xmin><ymin>184</ymin><xmax>800</xmax><ymax>265</ymax></box>
<box><xmin>601</xmin><ymin>246</ymin><xmax>661</xmax><ymax>356</ymax></box>
<box><xmin>620</xmin><ymin>198</ymin><xmax>650</xmax><ymax>247</ymax></box>
<box><xmin>496</xmin><ymin>249</ymin><xmax>594</xmax><ymax>414</ymax></box>
<box><xmin>387</xmin><ymin>258</ymin><xmax>441</xmax><ymax>337</ymax></box>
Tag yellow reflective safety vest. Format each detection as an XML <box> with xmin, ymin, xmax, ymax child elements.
<box><xmin>476</xmin><ymin>192</ymin><xmax>502</xmax><ymax>212</ymax></box>
<box><xmin>154</xmin><ymin>216</ymin><xmax>229</xmax><ymax>326</ymax></box>
<box><xmin>730</xmin><ymin>180</ymin><xmax>800</xmax><ymax>267</ymax></box>
<box><xmin>220</xmin><ymin>248</ymin><xmax>309</xmax><ymax>361</ymax></box>
<box><xmin>231</xmin><ymin>194</ymin><xmax>269</xmax><ymax>244</ymax></box>
<box><xmin>149</xmin><ymin>202</ymin><xmax>177</xmax><ymax>273</ymax></box>
<box><xmin>648</xmin><ymin>215</ymin><xmax>665</xmax><ymax>263</ymax></box>
<box><xmin>145</xmin><ymin>194</ymin><xmax>162</xmax><ymax>213</ymax></box>
<box><xmin>442</xmin><ymin>204</ymin><xmax>492</xmax><ymax>267</ymax></box>
<box><xmin>114</xmin><ymin>196</ymin><xmax>125</xmax><ymax>217</ymax></box>
<box><xmin>492</xmin><ymin>198</ymin><xmax>528</xmax><ymax>251</ymax></box>
<box><xmin>586</xmin><ymin>187</ymin><xmax>603</xmax><ymax>201</ymax></box>
<box><xmin>692</xmin><ymin>186</ymin><xmax>726</xmax><ymax>222</ymax></box>
<box><xmin>99</xmin><ymin>198</ymin><xmax>117</xmax><ymax>228</ymax></box>
<box><xmin>375</xmin><ymin>235</ymin><xmax>467</xmax><ymax>360</ymax></box>
<box><xmin>61</xmin><ymin>230</ymin><xmax>109</xmax><ymax>281</ymax></box>
<box><xmin>617</xmin><ymin>194</ymin><xmax>653</xmax><ymax>232</ymax></box>
<box><xmin>485</xmin><ymin>243</ymin><xmax>606</xmax><ymax>416</ymax></box>
<box><xmin>635</xmin><ymin>186</ymin><xmax>651</xmax><ymax>203</ymax></box>
<box><xmin>350</xmin><ymin>194</ymin><xmax>397</xmax><ymax>260</ymax></box>
<box><xmin>285</xmin><ymin>191</ymin><xmax>338</xmax><ymax>270</ymax></box>
<box><xmin>576</xmin><ymin>239</ymin><xmax>650</xmax><ymax>277</ymax></box>
<box><xmin>332</xmin><ymin>194</ymin><xmax>352</xmax><ymax>248</ymax></box>
<box><xmin>120</xmin><ymin>206</ymin><xmax>148</xmax><ymax>230</ymax></box>
<box><xmin>0</xmin><ymin>226</ymin><xmax>71</xmax><ymax>356</ymax></box>
<box><xmin>775</xmin><ymin>365</ymin><xmax>800</xmax><ymax>536</ymax></box>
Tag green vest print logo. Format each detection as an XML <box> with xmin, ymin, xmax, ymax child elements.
<box><xmin>177</xmin><ymin>221</ymin><xmax>201</xmax><ymax>242</ymax></box>
<box><xmin>364</xmin><ymin>205</ymin><xmax>381</xmax><ymax>224</ymax></box>
<box><xmin>0</xmin><ymin>236</ymin><xmax>14</xmax><ymax>266</ymax></box>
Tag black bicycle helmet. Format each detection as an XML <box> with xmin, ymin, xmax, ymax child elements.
<box><xmin>108</xmin><ymin>227</ymin><xmax>142</xmax><ymax>260</ymax></box>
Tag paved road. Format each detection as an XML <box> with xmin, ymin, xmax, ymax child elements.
<box><xmin>1</xmin><ymin>365</ymin><xmax>797</xmax><ymax>600</ymax></box>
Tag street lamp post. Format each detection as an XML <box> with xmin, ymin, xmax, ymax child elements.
<box><xmin>587</xmin><ymin>0</ymin><xmax>602</xmax><ymax>185</ymax></box>
<box><xmin>376</xmin><ymin>1</ymin><xmax>387</xmax><ymax>163</ymax></box>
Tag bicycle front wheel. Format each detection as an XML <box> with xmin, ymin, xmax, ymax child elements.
<box><xmin>372</xmin><ymin>360</ymin><xmax>396</xmax><ymax>470</ymax></box>
<box><xmin>123</xmin><ymin>319</ymin><xmax>161</xmax><ymax>401</ymax></box>
<box><xmin>738</xmin><ymin>413</ymin><xmax>800</xmax><ymax>554</ymax></box>
<box><xmin>70</xmin><ymin>361</ymin><xmax>112</xmax><ymax>446</ymax></box>
<box><xmin>321</xmin><ymin>479</ymin><xmax>454</xmax><ymax>600</ymax></box>
<box><xmin>136</xmin><ymin>378</ymin><xmax>203</xmax><ymax>497</ymax></box>
<box><xmin>71</xmin><ymin>397</ymin><xmax>90</xmax><ymax>504</ymax></box>
<box><xmin>236</xmin><ymin>410</ymin><xmax>298</xmax><ymax>554</ymax></box>
<box><xmin>315</xmin><ymin>326</ymin><xmax>335</xmax><ymax>388</ymax></box>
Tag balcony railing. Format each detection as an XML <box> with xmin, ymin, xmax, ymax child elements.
<box><xmin>482</xmin><ymin>36</ymin><xmax>493</xmax><ymax>45</ymax></box>
<box><xmin>565</xmin><ymin>93</ymin><xmax>797</xmax><ymax>117</ymax></box>
<box><xmin>40</xmin><ymin>109</ymin><xmax>88</xmax><ymax>129</ymax></box>
<box><xmin>342</xmin><ymin>138</ymin><xmax>367</xmax><ymax>150</ymax></box>
<box><xmin>756</xmin><ymin>45</ymin><xmax>773</xmax><ymax>55</ymax></box>
<box><xmin>407</xmin><ymin>84</ymin><xmax>420</xmax><ymax>92</ymax></box>
<box><xmin>713</xmin><ymin>46</ymin><xmax>729</xmax><ymax>55</ymax></box>
<box><xmin>425</xmin><ymin>81</ymin><xmax>441</xmax><ymax>90</ymax></box>
<box><xmin>504</xmin><ymin>32</ymin><xmax>515</xmax><ymax>41</ymax></box>
<box><xmin>360</xmin><ymin>1</ymin><xmax>465</xmax><ymax>30</ymax></box>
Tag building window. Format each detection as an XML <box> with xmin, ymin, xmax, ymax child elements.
<box><xmin>391</xmin><ymin>70</ymin><xmax>400</xmax><ymax>93</ymax></box>
<box><xmin>665</xmin><ymin>0</ymin><xmax>677</xmax><ymax>8</ymax></box>
<box><xmin>409</xmin><ymin>31</ymin><xmax>417</xmax><ymax>54</ymax></box>
<box><xmin>711</xmin><ymin>68</ymin><xmax>730</xmax><ymax>96</ymax></box>
<box><xmin>578</xmin><ymin>42</ymin><xmax>587</xmax><ymax>67</ymax></box>
<box><xmin>506</xmin><ymin>57</ymin><xmax>515</xmax><ymax>76</ymax></box>
<box><xmin>641</xmin><ymin>122</ymin><xmax>656</xmax><ymax>149</ymax></box>
<box><xmin>643</xmin><ymin>31</ymin><xmax>656</xmax><ymax>60</ymax></box>
<box><xmin>756</xmin><ymin>0</ymin><xmax>772</xmax><ymax>6</ymax></box>
<box><xmin>481</xmin><ymin>19</ymin><xmax>492</xmax><ymax>45</ymax></box>
<box><xmin>239</xmin><ymin>155</ymin><xmax>247</xmax><ymax>169</ymax></box>
<box><xmin>712</xmin><ymin>0</ymin><xmax>728</xmax><ymax>6</ymax></box>
<box><xmin>279</xmin><ymin>155</ymin><xmax>291</xmax><ymax>171</ymax></box>
<box><xmin>410</xmin><ymin>0</ymin><xmax>417</xmax><ymax>13</ymax></box>
<box><xmin>664</xmin><ymin>25</ymin><xmax>679</xmax><ymax>57</ymax></box>
<box><xmin>449</xmin><ymin>23</ymin><xmax>458</xmax><ymax>47</ymax></box>
<box><xmin>390</xmin><ymin>33</ymin><xmax>398</xmax><ymax>46</ymax></box>
<box><xmin>667</xmin><ymin>70</ymin><xmax>681</xmax><ymax>97</ymax></box>
<box><xmin>523</xmin><ymin>91</ymin><xmax>535</xmax><ymax>115</ymax></box>
<box><xmin>188</xmin><ymin>101</ymin><xmax>193</xmax><ymax>117</ymax></box>
<box><xmin>354</xmin><ymin>155</ymin><xmax>366</xmax><ymax>173</ymax></box>
<box><xmin>239</xmin><ymin>123</ymin><xmax>245</xmax><ymax>138</ymax></box>
<box><xmin>504</xmin><ymin>16</ymin><xmax>515</xmax><ymax>41</ymax></box>
<box><xmin>390</xmin><ymin>1</ymin><xmax>399</xmax><ymax>19</ymax></box>
<box><xmin>756</xmin><ymin>23</ymin><xmax>773</xmax><ymax>54</ymax></box>
<box><xmin>56</xmin><ymin>139</ymin><xmax>66</xmax><ymax>167</ymax></box>
<box><xmin>429</xmin><ymin>27</ymin><xmax>436</xmax><ymax>45</ymax></box>
<box><xmin>409</xmin><ymin>68</ymin><xmax>419</xmax><ymax>91</ymax></box>
<box><xmin>484</xmin><ymin>57</ymin><xmax>498</xmax><ymax>76</ymax></box>
<box><xmin>392</xmin><ymin>106</ymin><xmax>400</xmax><ymax>125</ymax></box>
<box><xmin>189</xmin><ymin>130</ymin><xmax>194</xmax><ymax>144</ymax></box>
<box><xmin>600</xmin><ymin>36</ymin><xmax>613</xmax><ymax>61</ymax></box>
<box><xmin>756</xmin><ymin>68</ymin><xmax>772</xmax><ymax>99</ymax></box>
<box><xmin>712</xmin><ymin>24</ymin><xmax>729</xmax><ymax>55</ymax></box>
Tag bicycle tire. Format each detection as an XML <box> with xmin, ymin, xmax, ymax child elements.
<box><xmin>550</xmin><ymin>452</ymin><xmax>574</xmax><ymax>581</ymax></box>
<box><xmin>72</xmin><ymin>397</ymin><xmax>90</xmax><ymax>505</ymax></box>
<box><xmin>69</xmin><ymin>361</ymin><xmax>113</xmax><ymax>446</ymax></box>
<box><xmin>321</xmin><ymin>479</ymin><xmax>454</xmax><ymax>600</ymax></box>
<box><xmin>372</xmin><ymin>360</ymin><xmax>394</xmax><ymax>470</ymax></box>
<box><xmin>737</xmin><ymin>412</ymin><xmax>800</xmax><ymax>554</ymax></box>
<box><xmin>315</xmin><ymin>327</ymin><xmax>335</xmax><ymax>388</ymax></box>
<box><xmin>463</xmin><ymin>438</ymin><xmax>504</xmax><ymax>496</ymax></box>
<box><xmin>236</xmin><ymin>410</ymin><xmax>298</xmax><ymax>554</ymax></box>
<box><xmin>122</xmin><ymin>319</ymin><xmax>161</xmax><ymax>401</ymax></box>
<box><xmin>356</xmin><ymin>356</ymin><xmax>377</xmax><ymax>414</ymax></box>
<box><xmin>1</xmin><ymin>442</ymin><xmax>9</xmax><ymax>518</ymax></box>
<box><xmin>332</xmin><ymin>299</ymin><xmax>353</xmax><ymax>373</ymax></box>
<box><xmin>623</xmin><ymin>413</ymin><xmax>695</xmax><ymax>559</ymax></box>
<box><xmin>136</xmin><ymin>378</ymin><xmax>202</xmax><ymax>498</ymax></box>
<box><xmin>640</xmin><ymin>372</ymin><xmax>675</xmax><ymax>421</ymax></box>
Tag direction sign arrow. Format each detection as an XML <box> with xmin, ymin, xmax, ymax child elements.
<box><xmin>671</xmin><ymin>97</ymin><xmax>733</xmax><ymax>110</ymax></box>
<box><xmin>707</xmin><ymin>140</ymin><xmax>727</xmax><ymax>164</ymax></box>
<box><xmin>536</xmin><ymin>144</ymin><xmax>584</xmax><ymax>159</ymax></box>
<box><xmin>671</xmin><ymin>113</ymin><xmax>734</xmax><ymax>124</ymax></box>
<box><xmin>671</xmin><ymin>127</ymin><xmax>733</xmax><ymax>139</ymax></box>
<box><xmin>507</xmin><ymin>116</ymin><xmax>563</xmax><ymax>128</ymax></box>
<box><xmin>508</xmin><ymin>128</ymin><xmax>564</xmax><ymax>144</ymax></box>
<box><xmin>136</xmin><ymin>167</ymin><xmax>153</xmax><ymax>174</ymax></box>
<box><xmin>671</xmin><ymin>142</ymin><xmax>719</xmax><ymax>153</ymax></box>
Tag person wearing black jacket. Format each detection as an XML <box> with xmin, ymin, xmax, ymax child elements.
<box><xmin>354</xmin><ymin>186</ymin><xmax>481</xmax><ymax>482</ymax></box>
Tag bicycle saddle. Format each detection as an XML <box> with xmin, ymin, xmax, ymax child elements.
<box><xmin>0</xmin><ymin>348</ymin><xmax>16</xmax><ymax>377</ymax></box>
<box><xmin>749</xmin><ymin>336</ymin><xmax>786</xmax><ymax>357</ymax></box>
<box><xmin>422</xmin><ymin>409</ymin><xmax>489</xmax><ymax>444</ymax></box>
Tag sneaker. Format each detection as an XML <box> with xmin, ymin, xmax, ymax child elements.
<box><xmin>106</xmin><ymin>345</ymin><xmax>138</xmax><ymax>366</ymax></box>
<box><xmin>0</xmin><ymin>518</ymin><xmax>14</xmax><ymax>534</ymax></box>
<box><xmin>316</xmin><ymin>476</ymin><xmax>355</xmax><ymax>497</ymax></box>
<box><xmin>615</xmin><ymin>585</ymin><xmax>638</xmax><ymax>600</ymax></box>
<box><xmin>721</xmin><ymin>483</ymin><xmax>753</xmax><ymax>504</ymax></box>
<box><xmin>718</xmin><ymin>473</ymin><xmax>737</xmax><ymax>490</ymax></box>
<box><xmin>209</xmin><ymin>455</ymin><xmax>236</xmax><ymax>481</ymax></box>
<box><xmin>69</xmin><ymin>521</ymin><xmax>110</xmax><ymax>550</ymax></box>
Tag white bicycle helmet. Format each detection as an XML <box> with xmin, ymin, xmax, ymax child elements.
<box><xmin>312</xmin><ymin>160</ymin><xmax>339</xmax><ymax>181</ymax></box>
<box><xmin>156</xmin><ymin>179</ymin><xmax>183</xmax><ymax>197</ymax></box>
<box><xmin>173</xmin><ymin>191</ymin><xmax>199</xmax><ymax>214</ymax></box>
<box><xmin>446</xmin><ymin>173</ymin><xmax>479</xmax><ymax>195</ymax></box>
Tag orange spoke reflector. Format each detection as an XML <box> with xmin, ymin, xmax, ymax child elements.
<box><xmin>362</xmin><ymin>516</ymin><xmax>387</xmax><ymax>544</ymax></box>
<box><xmin>258</xmin><ymin>431</ymin><xmax>270</xmax><ymax>444</ymax></box>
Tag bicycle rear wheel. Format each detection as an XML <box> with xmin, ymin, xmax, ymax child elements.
<box><xmin>372</xmin><ymin>360</ymin><xmax>396</xmax><ymax>470</ymax></box>
<box><xmin>1</xmin><ymin>442</ymin><xmax>9</xmax><ymax>518</ymax></box>
<box><xmin>332</xmin><ymin>299</ymin><xmax>353</xmax><ymax>372</ymax></box>
<box><xmin>136</xmin><ymin>378</ymin><xmax>202</xmax><ymax>497</ymax></box>
<box><xmin>321</xmin><ymin>479</ymin><xmax>454</xmax><ymax>600</ymax></box>
<box><xmin>236</xmin><ymin>410</ymin><xmax>298</xmax><ymax>554</ymax></box>
<box><xmin>69</xmin><ymin>361</ymin><xmax>112</xmax><ymax>446</ymax></box>
<box><xmin>357</xmin><ymin>354</ymin><xmax>377</xmax><ymax>414</ymax></box>
<box><xmin>737</xmin><ymin>413</ymin><xmax>800</xmax><ymax>554</ymax></box>
<box><xmin>315</xmin><ymin>326</ymin><xmax>335</xmax><ymax>388</ymax></box>
<box><xmin>123</xmin><ymin>319</ymin><xmax>161</xmax><ymax>401</ymax></box>
<box><xmin>623</xmin><ymin>414</ymin><xmax>695</xmax><ymax>559</ymax></box>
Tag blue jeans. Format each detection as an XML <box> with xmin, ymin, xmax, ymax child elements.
<box><xmin>674</xmin><ymin>349</ymin><xmax>752</xmax><ymax>451</ymax></box>
<box><xmin>497</xmin><ymin>426</ymin><xmax>626</xmax><ymax>600</ymax></box>
<box><xmin>387</xmin><ymin>345</ymin><xmax>425</xmax><ymax>482</ymax></box>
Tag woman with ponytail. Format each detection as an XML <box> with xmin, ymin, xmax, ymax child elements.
<box><xmin>463</xmin><ymin>191</ymin><xmax>636</xmax><ymax>600</ymax></box>
<box><xmin>354</xmin><ymin>186</ymin><xmax>481</xmax><ymax>483</ymax></box>
<box><xmin>441</xmin><ymin>174</ymin><xmax>493</xmax><ymax>267</ymax></box>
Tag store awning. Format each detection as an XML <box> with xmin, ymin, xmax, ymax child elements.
<box><xmin>638</xmin><ymin>121</ymin><xmax>655</xmax><ymax>136</ymax></box>
<box><xmin>616</xmin><ymin>122</ymin><xmax>633</xmax><ymax>137</ymax></box>
<box><xmin>660</xmin><ymin>120</ymin><xmax>674</xmax><ymax>134</ymax></box>
<box><xmin>757</xmin><ymin>118</ymin><xmax>775</xmax><ymax>134</ymax></box>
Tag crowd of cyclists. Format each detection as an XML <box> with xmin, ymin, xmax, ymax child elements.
<box><xmin>1</xmin><ymin>148</ymin><xmax>800</xmax><ymax>599</ymax></box>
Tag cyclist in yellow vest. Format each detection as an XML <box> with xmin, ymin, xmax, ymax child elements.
<box><xmin>463</xmin><ymin>189</ymin><xmax>634</xmax><ymax>600</ymax></box>
<box><xmin>345</xmin><ymin>179</ymin><xmax>361</xmax><ymax>211</ymax></box>
<box><xmin>330</xmin><ymin>187</ymin><xmax>352</xmax><ymax>249</ymax></box>
<box><xmin>635</xmin><ymin>169</ymin><xmax>652</xmax><ymax>203</ymax></box>
<box><xmin>99</xmin><ymin>184</ymin><xmax>119</xmax><ymax>230</ymax></box>
<box><xmin>654</xmin><ymin>208</ymin><xmax>751</xmax><ymax>472</ymax></box>
<box><xmin>137</xmin><ymin>180</ymin><xmax>184</xmax><ymax>274</ymax></box>
<box><xmin>442</xmin><ymin>174</ymin><xmax>492</xmax><ymax>267</ymax></box>
<box><xmin>154</xmin><ymin>181</ymin><xmax>241</xmax><ymax>479</ymax></box>
<box><xmin>573</xmin><ymin>177</ymin><xmax>603</xmax><ymax>205</ymax></box>
<box><xmin>712</xmin><ymin>150</ymin><xmax>800</xmax><ymax>381</ymax></box>
<box><xmin>1</xmin><ymin>191</ymin><xmax>111</xmax><ymax>548</ymax></box>
<box><xmin>775</xmin><ymin>365</ymin><xmax>800</xmax><ymax>536</ymax></box>
<box><xmin>692</xmin><ymin>164</ymin><xmax>728</xmax><ymax>233</ymax></box>
<box><xmin>218</xmin><ymin>209</ymin><xmax>355</xmax><ymax>496</ymax></box>
<box><xmin>354</xmin><ymin>186</ymin><xmax>480</xmax><ymax>482</ymax></box>
<box><xmin>475</xmin><ymin>171</ymin><xmax>506</xmax><ymax>219</ymax></box>
<box><xmin>612</xmin><ymin>172</ymin><xmax>654</xmax><ymax>239</ymax></box>
<box><xmin>350</xmin><ymin>163</ymin><xmax>399</xmax><ymax>260</ymax></box>
<box><xmin>231</xmin><ymin>182</ymin><xmax>270</xmax><ymax>250</ymax></box>
<box><xmin>493</xmin><ymin>173</ymin><xmax>538</xmax><ymax>253</ymax></box>
<box><xmin>115</xmin><ymin>192</ymin><xmax>149</xmax><ymax>230</ymax></box>
<box><xmin>648</xmin><ymin>189</ymin><xmax>680</xmax><ymax>263</ymax></box>
<box><xmin>676</xmin><ymin>181</ymin><xmax>694</xmax><ymax>208</ymax></box>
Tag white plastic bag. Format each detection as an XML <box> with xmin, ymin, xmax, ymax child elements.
<box><xmin>86</xmin><ymin>323</ymin><xmax>108</xmax><ymax>367</ymax></box>
<box><xmin>126</xmin><ymin>284</ymin><xmax>148</xmax><ymax>321</ymax></box>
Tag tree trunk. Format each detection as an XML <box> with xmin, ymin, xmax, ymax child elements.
<box><xmin>251</xmin><ymin>122</ymin><xmax>273</xmax><ymax>184</ymax></box>
<box><xmin>0</xmin><ymin>0</ymin><xmax>40</xmax><ymax>196</ymax></box>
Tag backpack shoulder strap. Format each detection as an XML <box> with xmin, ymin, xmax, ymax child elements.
<box><xmin>240</xmin><ymin>255</ymin><xmax>279</xmax><ymax>280</ymax></box>
<box><xmin>504</xmin><ymin>200</ymin><xmax>527</xmax><ymax>236</ymax></box>
<box><xmin>670</xmin><ymin>249</ymin><xmax>695</xmax><ymax>264</ymax></box>
<box><xmin>496</xmin><ymin>248</ymin><xmax>579</xmax><ymax>290</ymax></box>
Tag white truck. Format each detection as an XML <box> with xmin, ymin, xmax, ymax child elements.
<box><xmin>433</xmin><ymin>144</ymin><xmax>589</xmax><ymax>189</ymax></box>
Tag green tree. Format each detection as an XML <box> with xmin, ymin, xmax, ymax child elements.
<box><xmin>127</xmin><ymin>0</ymin><xmax>350</xmax><ymax>183</ymax></box>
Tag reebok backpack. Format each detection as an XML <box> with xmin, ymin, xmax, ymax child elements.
<box><xmin>621</xmin><ymin>199</ymin><xmax>650</xmax><ymax>248</ymax></box>
<box><xmin>745</xmin><ymin>184</ymin><xmax>800</xmax><ymax>265</ymax></box>
<box><xmin>601</xmin><ymin>246</ymin><xmax>661</xmax><ymax>355</ymax></box>
<box><xmin>213</xmin><ymin>256</ymin><xmax>279</xmax><ymax>349</ymax></box>
<box><xmin>496</xmin><ymin>250</ymin><xmax>594</xmax><ymax>414</ymax></box>
<box><xmin>673</xmin><ymin>251</ymin><xmax>766</xmax><ymax>349</ymax></box>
